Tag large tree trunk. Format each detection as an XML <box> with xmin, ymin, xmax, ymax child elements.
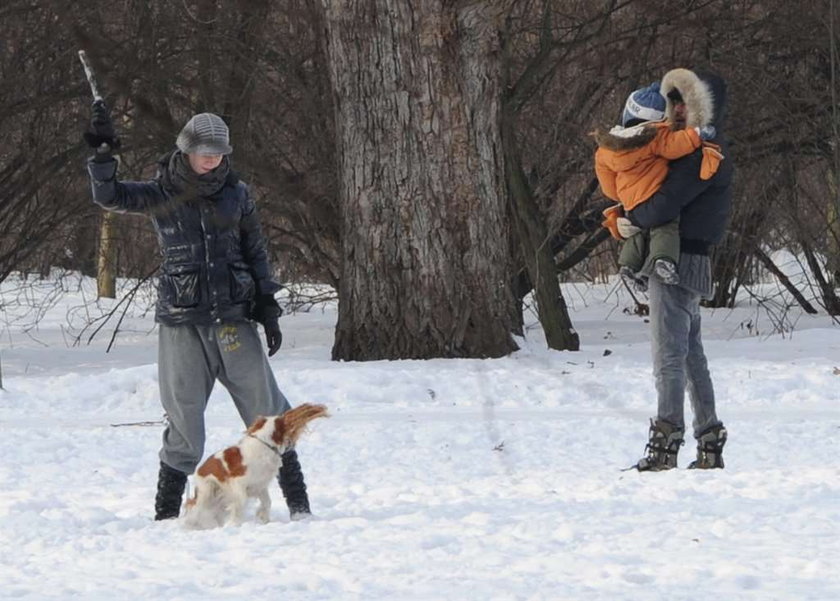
<box><xmin>322</xmin><ymin>0</ymin><xmax>517</xmax><ymax>360</ymax></box>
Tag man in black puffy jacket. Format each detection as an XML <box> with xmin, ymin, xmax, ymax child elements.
<box><xmin>616</xmin><ymin>68</ymin><xmax>733</xmax><ymax>471</ymax></box>
<box><xmin>86</xmin><ymin>103</ymin><xmax>313</xmax><ymax>520</ymax></box>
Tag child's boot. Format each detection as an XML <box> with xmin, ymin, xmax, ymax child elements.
<box><xmin>653</xmin><ymin>259</ymin><xmax>679</xmax><ymax>285</ymax></box>
<box><xmin>619</xmin><ymin>266</ymin><xmax>648</xmax><ymax>293</ymax></box>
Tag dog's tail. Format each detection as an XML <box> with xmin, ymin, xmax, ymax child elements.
<box><xmin>278</xmin><ymin>403</ymin><xmax>329</xmax><ymax>448</ymax></box>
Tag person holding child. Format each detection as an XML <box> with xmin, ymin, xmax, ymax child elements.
<box><xmin>594</xmin><ymin>81</ymin><xmax>717</xmax><ymax>291</ymax></box>
<box><xmin>597</xmin><ymin>68</ymin><xmax>733</xmax><ymax>471</ymax></box>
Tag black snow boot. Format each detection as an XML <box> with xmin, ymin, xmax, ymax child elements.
<box><xmin>688</xmin><ymin>424</ymin><xmax>727</xmax><ymax>469</ymax></box>
<box><xmin>154</xmin><ymin>461</ymin><xmax>187</xmax><ymax>521</ymax></box>
<box><xmin>633</xmin><ymin>418</ymin><xmax>684</xmax><ymax>471</ymax></box>
<box><xmin>277</xmin><ymin>449</ymin><xmax>311</xmax><ymax>520</ymax></box>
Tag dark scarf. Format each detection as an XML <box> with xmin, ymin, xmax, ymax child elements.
<box><xmin>160</xmin><ymin>150</ymin><xmax>231</xmax><ymax>199</ymax></box>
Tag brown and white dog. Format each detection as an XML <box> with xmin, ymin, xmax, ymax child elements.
<box><xmin>182</xmin><ymin>403</ymin><xmax>328</xmax><ymax>529</ymax></box>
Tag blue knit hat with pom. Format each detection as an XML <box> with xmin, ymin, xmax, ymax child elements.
<box><xmin>621</xmin><ymin>82</ymin><xmax>666</xmax><ymax>127</ymax></box>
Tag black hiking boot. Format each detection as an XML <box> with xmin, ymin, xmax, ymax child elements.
<box><xmin>653</xmin><ymin>259</ymin><xmax>679</xmax><ymax>285</ymax></box>
<box><xmin>154</xmin><ymin>461</ymin><xmax>187</xmax><ymax>521</ymax></box>
<box><xmin>633</xmin><ymin>418</ymin><xmax>684</xmax><ymax>471</ymax></box>
<box><xmin>277</xmin><ymin>449</ymin><xmax>311</xmax><ymax>520</ymax></box>
<box><xmin>688</xmin><ymin>424</ymin><xmax>727</xmax><ymax>469</ymax></box>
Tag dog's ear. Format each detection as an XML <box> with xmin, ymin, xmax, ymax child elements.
<box><xmin>271</xmin><ymin>416</ymin><xmax>287</xmax><ymax>446</ymax></box>
<box><xmin>246</xmin><ymin>416</ymin><xmax>268</xmax><ymax>434</ymax></box>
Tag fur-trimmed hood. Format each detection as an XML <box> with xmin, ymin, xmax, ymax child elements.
<box><xmin>626</xmin><ymin>69</ymin><xmax>733</xmax><ymax>254</ymax></box>
<box><xmin>592</xmin><ymin>123</ymin><xmax>659</xmax><ymax>152</ymax></box>
<box><xmin>660</xmin><ymin>68</ymin><xmax>727</xmax><ymax>132</ymax></box>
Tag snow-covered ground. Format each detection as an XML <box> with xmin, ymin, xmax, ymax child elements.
<box><xmin>1</xmin><ymin>273</ymin><xmax>838</xmax><ymax>600</ymax></box>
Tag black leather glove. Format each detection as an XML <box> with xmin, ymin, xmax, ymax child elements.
<box><xmin>252</xmin><ymin>294</ymin><xmax>282</xmax><ymax>356</ymax></box>
<box><xmin>264</xmin><ymin>318</ymin><xmax>282</xmax><ymax>357</ymax></box>
<box><xmin>252</xmin><ymin>294</ymin><xmax>282</xmax><ymax>323</ymax></box>
<box><xmin>83</xmin><ymin>100</ymin><xmax>121</xmax><ymax>156</ymax></box>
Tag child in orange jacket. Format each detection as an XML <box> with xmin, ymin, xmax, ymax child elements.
<box><xmin>594</xmin><ymin>82</ymin><xmax>714</xmax><ymax>288</ymax></box>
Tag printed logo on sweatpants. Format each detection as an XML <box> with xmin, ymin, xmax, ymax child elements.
<box><xmin>219</xmin><ymin>325</ymin><xmax>241</xmax><ymax>352</ymax></box>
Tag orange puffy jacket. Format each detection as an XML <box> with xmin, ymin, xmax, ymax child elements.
<box><xmin>594</xmin><ymin>122</ymin><xmax>701</xmax><ymax>212</ymax></box>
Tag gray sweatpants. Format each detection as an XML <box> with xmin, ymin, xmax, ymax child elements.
<box><xmin>648</xmin><ymin>276</ymin><xmax>721</xmax><ymax>438</ymax></box>
<box><xmin>157</xmin><ymin>322</ymin><xmax>291</xmax><ymax>474</ymax></box>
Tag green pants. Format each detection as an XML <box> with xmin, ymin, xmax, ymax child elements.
<box><xmin>618</xmin><ymin>218</ymin><xmax>680</xmax><ymax>274</ymax></box>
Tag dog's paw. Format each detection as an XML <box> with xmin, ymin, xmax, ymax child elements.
<box><xmin>256</xmin><ymin>509</ymin><xmax>270</xmax><ymax>524</ymax></box>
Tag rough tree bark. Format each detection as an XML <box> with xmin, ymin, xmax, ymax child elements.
<box><xmin>321</xmin><ymin>0</ymin><xmax>518</xmax><ymax>360</ymax></box>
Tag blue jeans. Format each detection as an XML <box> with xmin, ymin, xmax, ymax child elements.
<box><xmin>649</xmin><ymin>277</ymin><xmax>722</xmax><ymax>437</ymax></box>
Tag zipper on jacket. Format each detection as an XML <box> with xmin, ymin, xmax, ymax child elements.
<box><xmin>199</xmin><ymin>204</ymin><xmax>219</xmax><ymax>323</ymax></box>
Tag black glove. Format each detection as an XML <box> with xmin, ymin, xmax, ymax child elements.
<box><xmin>264</xmin><ymin>318</ymin><xmax>282</xmax><ymax>357</ymax></box>
<box><xmin>83</xmin><ymin>100</ymin><xmax>121</xmax><ymax>155</ymax></box>
<box><xmin>252</xmin><ymin>294</ymin><xmax>282</xmax><ymax>323</ymax></box>
<box><xmin>252</xmin><ymin>294</ymin><xmax>282</xmax><ymax>356</ymax></box>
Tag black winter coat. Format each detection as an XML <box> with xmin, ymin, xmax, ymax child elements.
<box><xmin>628</xmin><ymin>70</ymin><xmax>733</xmax><ymax>255</ymax></box>
<box><xmin>87</xmin><ymin>154</ymin><xmax>280</xmax><ymax>326</ymax></box>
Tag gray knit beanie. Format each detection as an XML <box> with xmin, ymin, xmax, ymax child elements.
<box><xmin>176</xmin><ymin>113</ymin><xmax>233</xmax><ymax>155</ymax></box>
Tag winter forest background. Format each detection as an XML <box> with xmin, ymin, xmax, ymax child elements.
<box><xmin>2</xmin><ymin>0</ymin><xmax>839</xmax><ymax>359</ymax></box>
<box><xmin>2</xmin><ymin>2</ymin><xmax>840</xmax><ymax>599</ymax></box>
